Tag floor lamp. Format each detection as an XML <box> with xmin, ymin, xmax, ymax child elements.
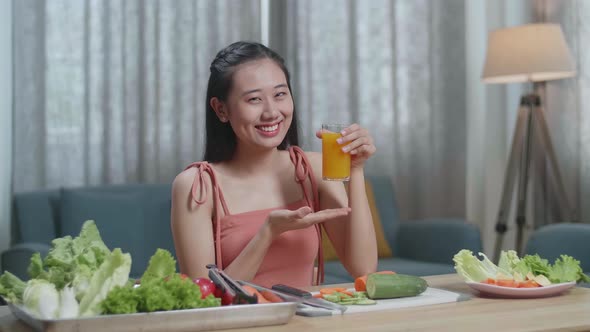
<box><xmin>481</xmin><ymin>24</ymin><xmax>577</xmax><ymax>260</ymax></box>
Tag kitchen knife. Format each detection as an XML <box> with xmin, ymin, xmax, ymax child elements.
<box><xmin>271</xmin><ymin>284</ymin><xmax>348</xmax><ymax>313</ymax></box>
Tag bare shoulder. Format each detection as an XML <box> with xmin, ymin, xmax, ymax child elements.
<box><xmin>171</xmin><ymin>164</ymin><xmax>214</xmax><ymax>209</ymax></box>
<box><xmin>172</xmin><ymin>167</ymin><xmax>198</xmax><ymax>193</ymax></box>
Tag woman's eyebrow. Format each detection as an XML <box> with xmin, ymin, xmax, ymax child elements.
<box><xmin>240</xmin><ymin>84</ymin><xmax>288</xmax><ymax>97</ymax></box>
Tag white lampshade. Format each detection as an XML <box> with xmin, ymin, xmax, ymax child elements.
<box><xmin>482</xmin><ymin>23</ymin><xmax>576</xmax><ymax>84</ymax></box>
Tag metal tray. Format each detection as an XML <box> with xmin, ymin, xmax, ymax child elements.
<box><xmin>8</xmin><ymin>302</ymin><xmax>297</xmax><ymax>332</ymax></box>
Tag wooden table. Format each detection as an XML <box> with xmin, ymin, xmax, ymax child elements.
<box><xmin>2</xmin><ymin>274</ymin><xmax>590</xmax><ymax>332</ymax></box>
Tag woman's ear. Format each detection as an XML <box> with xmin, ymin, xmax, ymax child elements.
<box><xmin>210</xmin><ymin>97</ymin><xmax>229</xmax><ymax>123</ymax></box>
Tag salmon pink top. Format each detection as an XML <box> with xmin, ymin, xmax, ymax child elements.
<box><xmin>184</xmin><ymin>146</ymin><xmax>325</xmax><ymax>287</ymax></box>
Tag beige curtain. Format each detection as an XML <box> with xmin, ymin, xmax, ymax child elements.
<box><xmin>13</xmin><ymin>0</ymin><xmax>261</xmax><ymax>192</ymax></box>
<box><xmin>271</xmin><ymin>0</ymin><xmax>467</xmax><ymax>220</ymax></box>
<box><xmin>531</xmin><ymin>0</ymin><xmax>589</xmax><ymax>226</ymax></box>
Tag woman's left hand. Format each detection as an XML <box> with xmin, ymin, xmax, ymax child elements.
<box><xmin>316</xmin><ymin>123</ymin><xmax>376</xmax><ymax>169</ymax></box>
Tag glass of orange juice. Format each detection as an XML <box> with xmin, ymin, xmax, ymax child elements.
<box><xmin>322</xmin><ymin>124</ymin><xmax>350</xmax><ymax>181</ymax></box>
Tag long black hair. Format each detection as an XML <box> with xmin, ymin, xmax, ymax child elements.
<box><xmin>203</xmin><ymin>41</ymin><xmax>300</xmax><ymax>162</ymax></box>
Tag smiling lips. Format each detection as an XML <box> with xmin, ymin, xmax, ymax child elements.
<box><xmin>256</xmin><ymin>122</ymin><xmax>281</xmax><ymax>137</ymax></box>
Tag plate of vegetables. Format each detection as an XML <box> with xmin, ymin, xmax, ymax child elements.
<box><xmin>0</xmin><ymin>221</ymin><xmax>297</xmax><ymax>332</ymax></box>
<box><xmin>454</xmin><ymin>249</ymin><xmax>589</xmax><ymax>298</ymax></box>
<box><xmin>465</xmin><ymin>280</ymin><xmax>575</xmax><ymax>298</ymax></box>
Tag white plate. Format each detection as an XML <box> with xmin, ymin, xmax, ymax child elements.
<box><xmin>466</xmin><ymin>281</ymin><xmax>576</xmax><ymax>298</ymax></box>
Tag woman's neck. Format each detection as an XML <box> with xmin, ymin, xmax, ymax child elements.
<box><xmin>224</xmin><ymin>145</ymin><xmax>284</xmax><ymax>177</ymax></box>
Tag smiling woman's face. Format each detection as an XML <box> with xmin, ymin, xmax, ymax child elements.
<box><xmin>223</xmin><ymin>58</ymin><xmax>294</xmax><ymax>151</ymax></box>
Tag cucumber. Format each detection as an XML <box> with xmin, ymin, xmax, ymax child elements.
<box><xmin>366</xmin><ymin>273</ymin><xmax>428</xmax><ymax>299</ymax></box>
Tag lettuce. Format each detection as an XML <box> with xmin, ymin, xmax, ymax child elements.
<box><xmin>0</xmin><ymin>271</ymin><xmax>27</xmax><ymax>303</ymax></box>
<box><xmin>140</xmin><ymin>248</ymin><xmax>176</xmax><ymax>284</ymax></box>
<box><xmin>26</xmin><ymin>221</ymin><xmax>112</xmax><ymax>291</ymax></box>
<box><xmin>548</xmin><ymin>255</ymin><xmax>590</xmax><ymax>283</ymax></box>
<box><xmin>514</xmin><ymin>254</ymin><xmax>551</xmax><ymax>277</ymax></box>
<box><xmin>0</xmin><ymin>220</ymin><xmax>132</xmax><ymax>319</ymax></box>
<box><xmin>453</xmin><ymin>250</ymin><xmax>495</xmax><ymax>282</ymax></box>
<box><xmin>497</xmin><ymin>250</ymin><xmax>520</xmax><ymax>272</ymax></box>
<box><xmin>101</xmin><ymin>285</ymin><xmax>141</xmax><ymax>314</ymax></box>
<box><xmin>102</xmin><ymin>273</ymin><xmax>220</xmax><ymax>315</ymax></box>
<box><xmin>23</xmin><ymin>280</ymin><xmax>60</xmax><ymax>319</ymax></box>
<box><xmin>78</xmin><ymin>248</ymin><xmax>132</xmax><ymax>317</ymax></box>
<box><xmin>23</xmin><ymin>280</ymin><xmax>80</xmax><ymax>319</ymax></box>
<box><xmin>101</xmin><ymin>250</ymin><xmax>220</xmax><ymax>315</ymax></box>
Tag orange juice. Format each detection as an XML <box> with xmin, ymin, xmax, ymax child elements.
<box><xmin>322</xmin><ymin>131</ymin><xmax>351</xmax><ymax>181</ymax></box>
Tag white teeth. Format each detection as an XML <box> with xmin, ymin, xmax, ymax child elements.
<box><xmin>259</xmin><ymin>124</ymin><xmax>278</xmax><ymax>132</ymax></box>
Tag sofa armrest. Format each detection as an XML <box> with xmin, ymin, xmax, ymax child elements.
<box><xmin>1</xmin><ymin>242</ymin><xmax>51</xmax><ymax>280</ymax></box>
<box><xmin>394</xmin><ymin>219</ymin><xmax>482</xmax><ymax>265</ymax></box>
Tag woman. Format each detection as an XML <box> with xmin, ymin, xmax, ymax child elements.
<box><xmin>171</xmin><ymin>41</ymin><xmax>377</xmax><ymax>287</ymax></box>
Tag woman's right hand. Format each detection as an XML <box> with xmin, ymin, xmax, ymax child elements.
<box><xmin>264</xmin><ymin>206</ymin><xmax>351</xmax><ymax>239</ymax></box>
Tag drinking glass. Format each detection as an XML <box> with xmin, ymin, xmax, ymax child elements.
<box><xmin>321</xmin><ymin>124</ymin><xmax>351</xmax><ymax>181</ymax></box>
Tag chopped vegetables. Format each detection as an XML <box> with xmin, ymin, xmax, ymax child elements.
<box><xmin>241</xmin><ymin>285</ymin><xmax>271</xmax><ymax>304</ymax></box>
<box><xmin>317</xmin><ymin>289</ymin><xmax>376</xmax><ymax>305</ymax></box>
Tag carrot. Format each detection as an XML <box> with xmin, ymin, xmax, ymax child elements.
<box><xmin>518</xmin><ymin>280</ymin><xmax>541</xmax><ymax>288</ymax></box>
<box><xmin>241</xmin><ymin>285</ymin><xmax>271</xmax><ymax>303</ymax></box>
<box><xmin>260</xmin><ymin>290</ymin><xmax>284</xmax><ymax>303</ymax></box>
<box><xmin>483</xmin><ymin>278</ymin><xmax>496</xmax><ymax>285</ymax></box>
<box><xmin>319</xmin><ymin>287</ymin><xmax>347</xmax><ymax>295</ymax></box>
<box><xmin>495</xmin><ymin>279</ymin><xmax>519</xmax><ymax>288</ymax></box>
<box><xmin>313</xmin><ymin>293</ymin><xmax>324</xmax><ymax>299</ymax></box>
<box><xmin>354</xmin><ymin>271</ymin><xmax>396</xmax><ymax>292</ymax></box>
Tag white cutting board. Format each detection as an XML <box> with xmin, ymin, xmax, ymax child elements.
<box><xmin>300</xmin><ymin>287</ymin><xmax>460</xmax><ymax>316</ymax></box>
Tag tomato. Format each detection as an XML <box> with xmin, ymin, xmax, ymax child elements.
<box><xmin>193</xmin><ymin>278</ymin><xmax>217</xmax><ymax>299</ymax></box>
<box><xmin>213</xmin><ymin>286</ymin><xmax>235</xmax><ymax>305</ymax></box>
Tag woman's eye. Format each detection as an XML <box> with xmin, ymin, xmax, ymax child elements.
<box><xmin>248</xmin><ymin>97</ymin><xmax>261</xmax><ymax>102</ymax></box>
<box><xmin>275</xmin><ymin>92</ymin><xmax>287</xmax><ymax>98</ymax></box>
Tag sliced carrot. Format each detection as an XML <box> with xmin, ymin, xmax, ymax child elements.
<box><xmin>354</xmin><ymin>271</ymin><xmax>396</xmax><ymax>292</ymax></box>
<box><xmin>319</xmin><ymin>287</ymin><xmax>346</xmax><ymax>295</ymax></box>
<box><xmin>339</xmin><ymin>290</ymin><xmax>354</xmax><ymax>297</ymax></box>
<box><xmin>483</xmin><ymin>278</ymin><xmax>496</xmax><ymax>285</ymax></box>
<box><xmin>260</xmin><ymin>290</ymin><xmax>284</xmax><ymax>302</ymax></box>
<box><xmin>496</xmin><ymin>279</ymin><xmax>519</xmax><ymax>288</ymax></box>
<box><xmin>241</xmin><ymin>285</ymin><xmax>271</xmax><ymax>303</ymax></box>
<box><xmin>313</xmin><ymin>293</ymin><xmax>324</xmax><ymax>299</ymax></box>
<box><xmin>518</xmin><ymin>280</ymin><xmax>541</xmax><ymax>288</ymax></box>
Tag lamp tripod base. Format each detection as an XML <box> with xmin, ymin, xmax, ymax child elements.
<box><xmin>493</xmin><ymin>93</ymin><xmax>575</xmax><ymax>261</ymax></box>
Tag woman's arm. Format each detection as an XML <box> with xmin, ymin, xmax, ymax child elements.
<box><xmin>170</xmin><ymin>168</ymin><xmax>217</xmax><ymax>279</ymax></box>
<box><xmin>309</xmin><ymin>125</ymin><xmax>378</xmax><ymax>278</ymax></box>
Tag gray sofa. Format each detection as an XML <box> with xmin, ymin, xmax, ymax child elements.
<box><xmin>1</xmin><ymin>176</ymin><xmax>482</xmax><ymax>284</ymax></box>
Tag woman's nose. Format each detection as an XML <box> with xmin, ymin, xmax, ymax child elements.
<box><xmin>261</xmin><ymin>101</ymin><xmax>280</xmax><ymax>119</ymax></box>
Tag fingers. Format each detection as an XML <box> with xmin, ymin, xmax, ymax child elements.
<box><xmin>338</xmin><ymin>124</ymin><xmax>375</xmax><ymax>156</ymax></box>
<box><xmin>315</xmin><ymin>129</ymin><xmax>323</xmax><ymax>139</ymax></box>
<box><xmin>300</xmin><ymin>207</ymin><xmax>351</xmax><ymax>225</ymax></box>
<box><xmin>270</xmin><ymin>206</ymin><xmax>312</xmax><ymax>220</ymax></box>
<box><xmin>293</xmin><ymin>206</ymin><xmax>313</xmax><ymax>218</ymax></box>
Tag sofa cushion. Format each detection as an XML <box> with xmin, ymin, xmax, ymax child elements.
<box><xmin>13</xmin><ymin>190</ymin><xmax>60</xmax><ymax>243</ymax></box>
<box><xmin>137</xmin><ymin>185</ymin><xmax>176</xmax><ymax>269</ymax></box>
<box><xmin>59</xmin><ymin>188</ymin><xmax>145</xmax><ymax>276</ymax></box>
